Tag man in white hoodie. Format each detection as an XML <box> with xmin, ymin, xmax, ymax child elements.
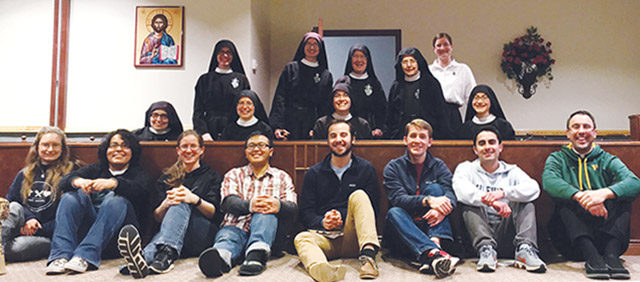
<box><xmin>452</xmin><ymin>126</ymin><xmax>546</xmax><ymax>273</ymax></box>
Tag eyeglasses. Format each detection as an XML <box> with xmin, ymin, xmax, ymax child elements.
<box><xmin>151</xmin><ymin>113</ymin><xmax>168</xmax><ymax>120</ymax></box>
<box><xmin>179</xmin><ymin>144</ymin><xmax>201</xmax><ymax>151</ymax></box>
<box><xmin>246</xmin><ymin>142</ymin><xmax>269</xmax><ymax>150</ymax></box>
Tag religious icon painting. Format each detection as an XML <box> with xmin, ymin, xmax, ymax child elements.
<box><xmin>134</xmin><ymin>6</ymin><xmax>184</xmax><ymax>67</ymax></box>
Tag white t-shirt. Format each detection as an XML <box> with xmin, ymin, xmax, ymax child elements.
<box><xmin>429</xmin><ymin>59</ymin><xmax>477</xmax><ymax>109</ymax></box>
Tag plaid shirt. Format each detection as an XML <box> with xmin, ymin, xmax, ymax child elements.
<box><xmin>220</xmin><ymin>165</ymin><xmax>297</xmax><ymax>231</ymax></box>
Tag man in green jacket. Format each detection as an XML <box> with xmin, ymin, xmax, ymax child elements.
<box><xmin>543</xmin><ymin>110</ymin><xmax>640</xmax><ymax>280</ymax></box>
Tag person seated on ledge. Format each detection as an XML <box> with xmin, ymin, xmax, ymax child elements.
<box><xmin>2</xmin><ymin>126</ymin><xmax>78</xmax><ymax>262</ymax></box>
<box><xmin>295</xmin><ymin>120</ymin><xmax>381</xmax><ymax>282</ymax></box>
<box><xmin>198</xmin><ymin>131</ymin><xmax>297</xmax><ymax>277</ymax></box>
<box><xmin>386</xmin><ymin>47</ymin><xmax>454</xmax><ymax>139</ymax></box>
<box><xmin>382</xmin><ymin>119</ymin><xmax>458</xmax><ymax>278</ymax></box>
<box><xmin>118</xmin><ymin>130</ymin><xmax>222</xmax><ymax>278</ymax></box>
<box><xmin>220</xmin><ymin>90</ymin><xmax>274</xmax><ymax>141</ymax></box>
<box><xmin>335</xmin><ymin>44</ymin><xmax>386</xmax><ymax>138</ymax></box>
<box><xmin>458</xmin><ymin>85</ymin><xmax>515</xmax><ymax>140</ymax></box>
<box><xmin>453</xmin><ymin>126</ymin><xmax>546</xmax><ymax>273</ymax></box>
<box><xmin>543</xmin><ymin>110</ymin><xmax>640</xmax><ymax>280</ymax></box>
<box><xmin>311</xmin><ymin>82</ymin><xmax>372</xmax><ymax>140</ymax></box>
<box><xmin>134</xmin><ymin>101</ymin><xmax>183</xmax><ymax>141</ymax></box>
<box><xmin>270</xmin><ymin>32</ymin><xmax>333</xmax><ymax>140</ymax></box>
<box><xmin>46</xmin><ymin>129</ymin><xmax>152</xmax><ymax>275</ymax></box>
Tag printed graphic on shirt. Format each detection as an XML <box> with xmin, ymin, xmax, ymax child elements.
<box><xmin>27</xmin><ymin>181</ymin><xmax>55</xmax><ymax>213</ymax></box>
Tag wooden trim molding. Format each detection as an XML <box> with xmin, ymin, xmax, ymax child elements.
<box><xmin>50</xmin><ymin>0</ymin><xmax>71</xmax><ymax>129</ymax></box>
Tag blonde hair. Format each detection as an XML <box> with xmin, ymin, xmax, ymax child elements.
<box><xmin>21</xmin><ymin>126</ymin><xmax>74</xmax><ymax>203</ymax></box>
<box><xmin>404</xmin><ymin>119</ymin><xmax>433</xmax><ymax>137</ymax></box>
<box><xmin>163</xmin><ymin>130</ymin><xmax>204</xmax><ymax>187</ymax></box>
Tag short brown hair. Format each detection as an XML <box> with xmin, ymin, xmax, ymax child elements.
<box><xmin>404</xmin><ymin>119</ymin><xmax>433</xmax><ymax>137</ymax></box>
<box><xmin>567</xmin><ymin>110</ymin><xmax>596</xmax><ymax>129</ymax></box>
<box><xmin>432</xmin><ymin>32</ymin><xmax>452</xmax><ymax>47</ymax></box>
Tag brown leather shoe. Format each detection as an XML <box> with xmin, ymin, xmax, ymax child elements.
<box><xmin>359</xmin><ymin>255</ymin><xmax>379</xmax><ymax>279</ymax></box>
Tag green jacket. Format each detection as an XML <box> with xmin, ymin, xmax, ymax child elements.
<box><xmin>542</xmin><ymin>144</ymin><xmax>640</xmax><ymax>201</ymax></box>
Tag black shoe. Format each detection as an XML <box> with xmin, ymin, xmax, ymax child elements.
<box><xmin>238</xmin><ymin>250</ymin><xmax>267</xmax><ymax>276</ymax></box>
<box><xmin>198</xmin><ymin>247</ymin><xmax>230</xmax><ymax>278</ymax></box>
<box><xmin>117</xmin><ymin>224</ymin><xmax>149</xmax><ymax>279</ymax></box>
<box><xmin>585</xmin><ymin>261</ymin><xmax>611</xmax><ymax>280</ymax></box>
<box><xmin>605</xmin><ymin>255</ymin><xmax>630</xmax><ymax>280</ymax></box>
<box><xmin>149</xmin><ymin>245</ymin><xmax>179</xmax><ymax>274</ymax></box>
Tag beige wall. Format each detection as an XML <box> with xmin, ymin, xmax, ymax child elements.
<box><xmin>266</xmin><ymin>0</ymin><xmax>640</xmax><ymax>131</ymax></box>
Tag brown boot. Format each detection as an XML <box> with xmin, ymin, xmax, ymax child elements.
<box><xmin>359</xmin><ymin>255</ymin><xmax>379</xmax><ymax>279</ymax></box>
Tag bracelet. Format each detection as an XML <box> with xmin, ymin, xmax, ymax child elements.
<box><xmin>194</xmin><ymin>197</ymin><xmax>202</xmax><ymax>207</ymax></box>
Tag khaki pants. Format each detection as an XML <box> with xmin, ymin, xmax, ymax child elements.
<box><xmin>294</xmin><ymin>190</ymin><xmax>379</xmax><ymax>270</ymax></box>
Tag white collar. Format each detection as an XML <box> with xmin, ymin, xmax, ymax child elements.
<box><xmin>237</xmin><ymin>116</ymin><xmax>258</xmax><ymax>127</ymax></box>
<box><xmin>332</xmin><ymin>112</ymin><xmax>352</xmax><ymax>121</ymax></box>
<box><xmin>404</xmin><ymin>71</ymin><xmax>421</xmax><ymax>82</ymax></box>
<box><xmin>472</xmin><ymin>114</ymin><xmax>496</xmax><ymax>125</ymax></box>
<box><xmin>301</xmin><ymin>58</ymin><xmax>319</xmax><ymax>67</ymax></box>
<box><xmin>149</xmin><ymin>127</ymin><xmax>170</xmax><ymax>135</ymax></box>
<box><xmin>109</xmin><ymin>167</ymin><xmax>128</xmax><ymax>176</ymax></box>
<box><xmin>215</xmin><ymin>67</ymin><xmax>233</xmax><ymax>74</ymax></box>
<box><xmin>349</xmin><ymin>72</ymin><xmax>369</xmax><ymax>80</ymax></box>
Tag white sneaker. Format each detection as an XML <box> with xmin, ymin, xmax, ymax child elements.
<box><xmin>65</xmin><ymin>256</ymin><xmax>89</xmax><ymax>273</ymax></box>
<box><xmin>45</xmin><ymin>258</ymin><xmax>69</xmax><ymax>275</ymax></box>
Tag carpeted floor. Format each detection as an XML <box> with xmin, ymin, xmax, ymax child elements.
<box><xmin>2</xmin><ymin>253</ymin><xmax>639</xmax><ymax>282</ymax></box>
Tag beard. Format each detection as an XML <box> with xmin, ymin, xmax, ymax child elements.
<box><xmin>330</xmin><ymin>143</ymin><xmax>352</xmax><ymax>157</ymax></box>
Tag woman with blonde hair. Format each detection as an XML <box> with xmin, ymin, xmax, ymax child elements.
<box><xmin>1</xmin><ymin>126</ymin><xmax>76</xmax><ymax>261</ymax></box>
<box><xmin>118</xmin><ymin>130</ymin><xmax>222</xmax><ymax>278</ymax></box>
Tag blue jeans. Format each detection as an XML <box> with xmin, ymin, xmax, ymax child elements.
<box><xmin>48</xmin><ymin>190</ymin><xmax>138</xmax><ymax>267</ymax></box>
<box><xmin>212</xmin><ymin>213</ymin><xmax>277</xmax><ymax>266</ymax></box>
<box><xmin>384</xmin><ymin>206</ymin><xmax>453</xmax><ymax>260</ymax></box>
<box><xmin>143</xmin><ymin>203</ymin><xmax>217</xmax><ymax>263</ymax></box>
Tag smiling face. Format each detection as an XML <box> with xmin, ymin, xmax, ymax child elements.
<box><xmin>237</xmin><ymin>96</ymin><xmax>255</xmax><ymax>121</ymax></box>
<box><xmin>216</xmin><ymin>46</ymin><xmax>233</xmax><ymax>69</ymax></box>
<box><xmin>472</xmin><ymin>92</ymin><xmax>491</xmax><ymax>117</ymax></box>
<box><xmin>245</xmin><ymin>134</ymin><xmax>273</xmax><ymax>166</ymax></box>
<box><xmin>401</xmin><ymin>55</ymin><xmax>419</xmax><ymax>77</ymax></box>
<box><xmin>177</xmin><ymin>134</ymin><xmax>204</xmax><ymax>167</ymax></box>
<box><xmin>328</xmin><ymin>122</ymin><xmax>353</xmax><ymax>157</ymax></box>
<box><xmin>106</xmin><ymin>134</ymin><xmax>132</xmax><ymax>169</ymax></box>
<box><xmin>304</xmin><ymin>38</ymin><xmax>319</xmax><ymax>61</ymax></box>
<box><xmin>38</xmin><ymin>133</ymin><xmax>63</xmax><ymax>165</ymax></box>
<box><xmin>351</xmin><ymin>50</ymin><xmax>367</xmax><ymax>75</ymax></box>
<box><xmin>473</xmin><ymin>130</ymin><xmax>503</xmax><ymax>165</ymax></box>
<box><xmin>403</xmin><ymin>125</ymin><xmax>431</xmax><ymax>160</ymax></box>
<box><xmin>150</xmin><ymin>109</ymin><xmax>169</xmax><ymax>131</ymax></box>
<box><xmin>433</xmin><ymin>37</ymin><xmax>453</xmax><ymax>61</ymax></box>
<box><xmin>566</xmin><ymin>114</ymin><xmax>597</xmax><ymax>154</ymax></box>
<box><xmin>333</xmin><ymin>90</ymin><xmax>351</xmax><ymax>115</ymax></box>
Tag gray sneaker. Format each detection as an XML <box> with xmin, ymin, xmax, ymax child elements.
<box><xmin>477</xmin><ymin>245</ymin><xmax>497</xmax><ymax>272</ymax></box>
<box><xmin>514</xmin><ymin>243</ymin><xmax>546</xmax><ymax>273</ymax></box>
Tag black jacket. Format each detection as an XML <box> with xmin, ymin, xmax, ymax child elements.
<box><xmin>299</xmin><ymin>153</ymin><xmax>380</xmax><ymax>230</ymax></box>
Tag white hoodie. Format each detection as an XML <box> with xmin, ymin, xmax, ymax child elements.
<box><xmin>452</xmin><ymin>159</ymin><xmax>540</xmax><ymax>207</ymax></box>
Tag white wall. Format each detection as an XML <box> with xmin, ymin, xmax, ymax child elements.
<box><xmin>0</xmin><ymin>0</ymin><xmax>53</xmax><ymax>129</ymax></box>
<box><xmin>267</xmin><ymin>0</ymin><xmax>640</xmax><ymax>131</ymax></box>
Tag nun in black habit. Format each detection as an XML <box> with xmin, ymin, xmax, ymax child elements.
<box><xmin>269</xmin><ymin>32</ymin><xmax>333</xmax><ymax>140</ymax></box>
<box><xmin>311</xmin><ymin>82</ymin><xmax>372</xmax><ymax>140</ymax></box>
<box><xmin>458</xmin><ymin>84</ymin><xmax>515</xmax><ymax>140</ymax></box>
<box><xmin>220</xmin><ymin>90</ymin><xmax>275</xmax><ymax>141</ymax></box>
<box><xmin>385</xmin><ymin>47</ymin><xmax>454</xmax><ymax>139</ymax></box>
<box><xmin>335</xmin><ymin>44</ymin><xmax>386</xmax><ymax>138</ymax></box>
<box><xmin>134</xmin><ymin>101</ymin><xmax>183</xmax><ymax>141</ymax></box>
<box><xmin>193</xmin><ymin>39</ymin><xmax>268</xmax><ymax>141</ymax></box>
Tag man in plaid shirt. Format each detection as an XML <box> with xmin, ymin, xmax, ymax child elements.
<box><xmin>198</xmin><ymin>131</ymin><xmax>297</xmax><ymax>277</ymax></box>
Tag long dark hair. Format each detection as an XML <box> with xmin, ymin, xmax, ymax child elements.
<box><xmin>98</xmin><ymin>129</ymin><xmax>141</xmax><ymax>167</ymax></box>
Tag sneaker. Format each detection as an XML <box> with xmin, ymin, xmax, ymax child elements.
<box><xmin>198</xmin><ymin>247</ymin><xmax>230</xmax><ymax>278</ymax></box>
<box><xmin>477</xmin><ymin>245</ymin><xmax>497</xmax><ymax>272</ymax></box>
<box><xmin>514</xmin><ymin>243</ymin><xmax>546</xmax><ymax>273</ymax></box>
<box><xmin>238</xmin><ymin>250</ymin><xmax>267</xmax><ymax>276</ymax></box>
<box><xmin>585</xmin><ymin>261</ymin><xmax>610</xmax><ymax>280</ymax></box>
<box><xmin>420</xmin><ymin>249</ymin><xmax>456</xmax><ymax>278</ymax></box>
<box><xmin>117</xmin><ymin>224</ymin><xmax>149</xmax><ymax>278</ymax></box>
<box><xmin>149</xmin><ymin>245</ymin><xmax>179</xmax><ymax>274</ymax></box>
<box><xmin>359</xmin><ymin>255</ymin><xmax>379</xmax><ymax>279</ymax></box>
<box><xmin>65</xmin><ymin>256</ymin><xmax>89</xmax><ymax>273</ymax></box>
<box><xmin>308</xmin><ymin>262</ymin><xmax>347</xmax><ymax>282</ymax></box>
<box><xmin>45</xmin><ymin>258</ymin><xmax>68</xmax><ymax>275</ymax></box>
<box><xmin>604</xmin><ymin>254</ymin><xmax>629</xmax><ymax>280</ymax></box>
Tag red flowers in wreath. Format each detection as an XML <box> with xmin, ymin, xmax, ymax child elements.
<box><xmin>501</xmin><ymin>26</ymin><xmax>555</xmax><ymax>98</ymax></box>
